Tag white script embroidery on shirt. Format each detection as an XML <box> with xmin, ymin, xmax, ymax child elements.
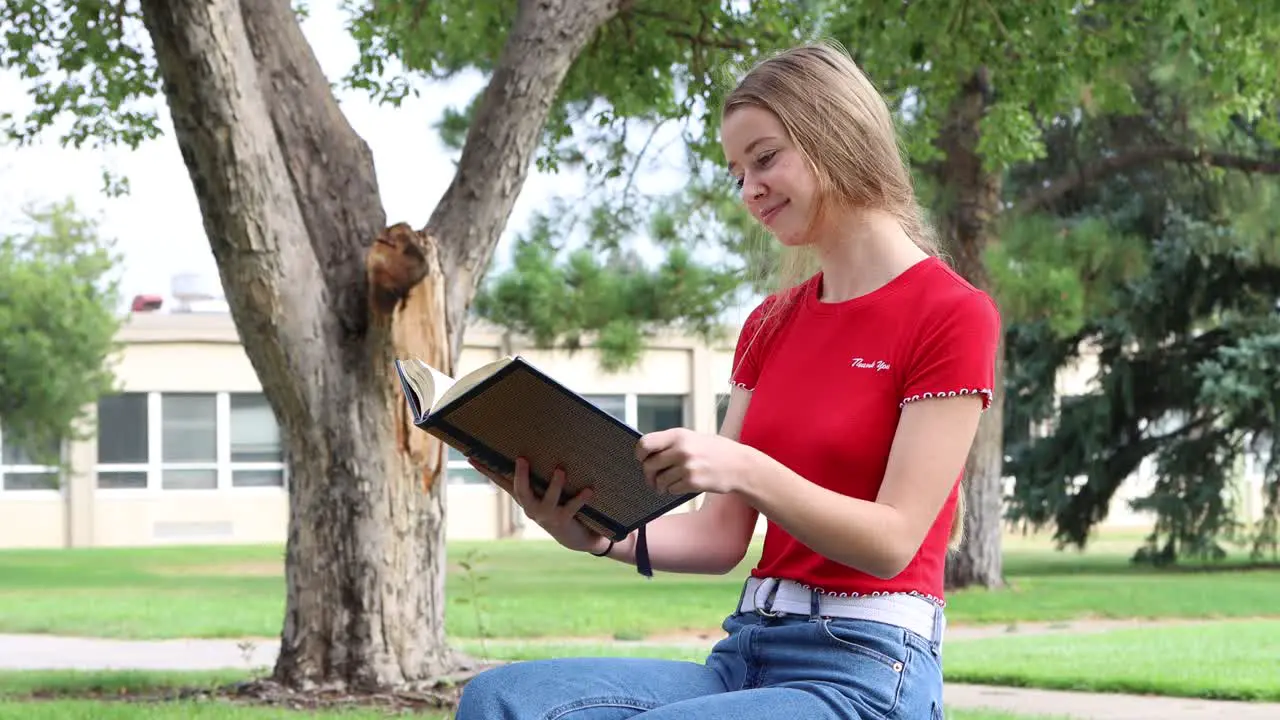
<box><xmin>851</xmin><ymin>357</ymin><xmax>891</xmax><ymax>372</ymax></box>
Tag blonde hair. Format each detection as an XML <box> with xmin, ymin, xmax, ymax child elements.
<box><xmin>722</xmin><ymin>41</ymin><xmax>966</xmax><ymax>549</ymax></box>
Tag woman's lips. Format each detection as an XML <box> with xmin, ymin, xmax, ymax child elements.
<box><xmin>760</xmin><ymin>200</ymin><xmax>788</xmax><ymax>225</ymax></box>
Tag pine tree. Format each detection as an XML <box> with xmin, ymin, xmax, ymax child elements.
<box><xmin>996</xmin><ymin>79</ymin><xmax>1280</xmax><ymax>565</ymax></box>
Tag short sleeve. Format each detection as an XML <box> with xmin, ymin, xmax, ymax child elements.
<box><xmin>729</xmin><ymin>292</ymin><xmax>795</xmax><ymax>390</ymax></box>
<box><xmin>730</xmin><ymin>301</ymin><xmax>772</xmax><ymax>390</ymax></box>
<box><xmin>900</xmin><ymin>290</ymin><xmax>1001</xmax><ymax>411</ymax></box>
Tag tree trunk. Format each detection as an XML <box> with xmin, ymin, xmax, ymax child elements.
<box><xmin>139</xmin><ymin>0</ymin><xmax>622</xmax><ymax>692</ymax></box>
<box><xmin>934</xmin><ymin>67</ymin><xmax>1007</xmax><ymax>590</ymax></box>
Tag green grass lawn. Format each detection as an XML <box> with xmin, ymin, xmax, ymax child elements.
<box><xmin>943</xmin><ymin>619</ymin><xmax>1280</xmax><ymax>702</ymax></box>
<box><xmin>0</xmin><ymin>670</ymin><xmax>1064</xmax><ymax>719</ymax></box>
<box><xmin>0</xmin><ymin>530</ymin><xmax>1275</xmax><ymax>641</ymax></box>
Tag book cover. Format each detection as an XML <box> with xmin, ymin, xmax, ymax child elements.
<box><xmin>395</xmin><ymin>355</ymin><xmax>699</xmax><ymax>541</ymax></box>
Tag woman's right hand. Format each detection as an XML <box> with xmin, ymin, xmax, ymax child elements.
<box><xmin>467</xmin><ymin>456</ymin><xmax>610</xmax><ymax>555</ymax></box>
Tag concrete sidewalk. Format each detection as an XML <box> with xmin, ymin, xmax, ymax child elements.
<box><xmin>0</xmin><ymin>633</ymin><xmax>276</xmax><ymax>672</ymax></box>
<box><xmin>2</xmin><ymin>633</ymin><xmax>1279</xmax><ymax>720</ymax></box>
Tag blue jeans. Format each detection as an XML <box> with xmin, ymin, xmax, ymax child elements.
<box><xmin>455</xmin><ymin>607</ymin><xmax>945</xmax><ymax>719</ymax></box>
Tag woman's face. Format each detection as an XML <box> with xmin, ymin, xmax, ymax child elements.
<box><xmin>721</xmin><ymin>105</ymin><xmax>818</xmax><ymax>246</ymax></box>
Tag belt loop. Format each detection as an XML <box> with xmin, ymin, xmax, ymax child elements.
<box><xmin>736</xmin><ymin>577</ymin><xmax>751</xmax><ymax>614</ymax></box>
<box><xmin>809</xmin><ymin>588</ymin><xmax>821</xmax><ymax>620</ymax></box>
<box><xmin>929</xmin><ymin>605</ymin><xmax>945</xmax><ymax>655</ymax></box>
<box><xmin>753</xmin><ymin>577</ymin><xmax>781</xmax><ymax>617</ymax></box>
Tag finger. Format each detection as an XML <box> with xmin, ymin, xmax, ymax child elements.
<box><xmin>641</xmin><ymin>447</ymin><xmax>681</xmax><ymax>489</ymax></box>
<box><xmin>559</xmin><ymin>486</ymin><xmax>595</xmax><ymax>523</ymax></box>
<box><xmin>540</xmin><ymin>466</ymin><xmax>566</xmax><ymax>515</ymax></box>
<box><xmin>634</xmin><ymin>428</ymin><xmax>674</xmax><ymax>462</ymax></box>
<box><xmin>512</xmin><ymin>457</ymin><xmax>537</xmax><ymax>509</ymax></box>
<box><xmin>654</xmin><ymin>465</ymin><xmax>686</xmax><ymax>495</ymax></box>
<box><xmin>667</xmin><ymin>479</ymin><xmax>701</xmax><ymax>496</ymax></box>
<box><xmin>468</xmin><ymin>458</ymin><xmax>513</xmax><ymax>490</ymax></box>
<box><xmin>490</xmin><ymin>473</ymin><xmax>516</xmax><ymax>496</ymax></box>
<box><xmin>634</xmin><ymin>435</ymin><xmax>653</xmax><ymax>462</ymax></box>
<box><xmin>466</xmin><ymin>457</ymin><xmax>500</xmax><ymax>480</ymax></box>
<box><xmin>469</xmin><ymin>457</ymin><xmax>510</xmax><ymax>482</ymax></box>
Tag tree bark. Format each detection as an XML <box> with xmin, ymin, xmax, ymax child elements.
<box><xmin>138</xmin><ymin>0</ymin><xmax>622</xmax><ymax>692</ymax></box>
<box><xmin>933</xmin><ymin>67</ymin><xmax>1007</xmax><ymax>590</ymax></box>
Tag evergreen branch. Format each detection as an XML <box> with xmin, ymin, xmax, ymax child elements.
<box><xmin>1015</xmin><ymin>146</ymin><xmax>1280</xmax><ymax>214</ymax></box>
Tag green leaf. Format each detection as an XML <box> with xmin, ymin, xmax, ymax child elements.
<box><xmin>0</xmin><ymin>197</ymin><xmax>125</xmax><ymax>469</ymax></box>
<box><xmin>0</xmin><ymin>0</ymin><xmax>162</xmax><ymax>151</ymax></box>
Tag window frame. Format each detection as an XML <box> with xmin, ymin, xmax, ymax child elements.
<box><xmin>0</xmin><ymin>430</ymin><xmax>64</xmax><ymax>497</ymax></box>
<box><xmin>94</xmin><ymin>391</ymin><xmax>288</xmax><ymax>494</ymax></box>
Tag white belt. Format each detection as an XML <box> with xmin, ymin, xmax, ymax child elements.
<box><xmin>738</xmin><ymin>577</ymin><xmax>945</xmax><ymax>643</ymax></box>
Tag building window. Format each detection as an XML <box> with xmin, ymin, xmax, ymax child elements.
<box><xmin>97</xmin><ymin>393</ymin><xmax>149</xmax><ymax>489</ymax></box>
<box><xmin>95</xmin><ymin>391</ymin><xmax>286</xmax><ymax>491</ymax></box>
<box><xmin>229</xmin><ymin>393</ymin><xmax>285</xmax><ymax>487</ymax></box>
<box><xmin>0</xmin><ymin>429</ymin><xmax>61</xmax><ymax>492</ymax></box>
<box><xmin>444</xmin><ymin>447</ymin><xmax>489</xmax><ymax>486</ymax></box>
<box><xmin>161</xmin><ymin>393</ymin><xmax>218</xmax><ymax>490</ymax></box>
<box><xmin>636</xmin><ymin>394</ymin><xmax>686</xmax><ymax>433</ymax></box>
<box><xmin>583</xmin><ymin>394</ymin><xmax>627</xmax><ymax>423</ymax></box>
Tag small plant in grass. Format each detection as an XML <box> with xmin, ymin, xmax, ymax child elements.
<box><xmin>455</xmin><ymin>547</ymin><xmax>492</xmax><ymax>659</ymax></box>
<box><xmin>235</xmin><ymin>640</ymin><xmax>271</xmax><ymax>681</ymax></box>
<box><xmin>612</xmin><ymin>629</ymin><xmax>645</xmax><ymax>642</ymax></box>
<box><xmin>236</xmin><ymin>640</ymin><xmax>255</xmax><ymax>667</ymax></box>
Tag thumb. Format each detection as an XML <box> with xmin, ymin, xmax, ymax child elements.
<box><xmin>635</xmin><ymin>428</ymin><xmax>676</xmax><ymax>461</ymax></box>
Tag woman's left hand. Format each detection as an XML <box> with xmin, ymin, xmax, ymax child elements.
<box><xmin>634</xmin><ymin>428</ymin><xmax>756</xmax><ymax>496</ymax></box>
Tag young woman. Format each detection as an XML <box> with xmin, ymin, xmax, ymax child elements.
<box><xmin>455</xmin><ymin>41</ymin><xmax>1001</xmax><ymax>720</ymax></box>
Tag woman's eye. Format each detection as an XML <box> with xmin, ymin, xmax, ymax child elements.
<box><xmin>757</xmin><ymin>151</ymin><xmax>776</xmax><ymax>167</ymax></box>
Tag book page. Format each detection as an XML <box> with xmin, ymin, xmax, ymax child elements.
<box><xmin>396</xmin><ymin>359</ymin><xmax>444</xmax><ymax>419</ymax></box>
<box><xmin>434</xmin><ymin>356</ymin><xmax>513</xmax><ymax>412</ymax></box>
<box><xmin>414</xmin><ymin>359</ymin><xmax>458</xmax><ymax>412</ymax></box>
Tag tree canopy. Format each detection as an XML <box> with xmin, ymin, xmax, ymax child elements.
<box><xmin>0</xmin><ymin>198</ymin><xmax>123</xmax><ymax>466</ymax></box>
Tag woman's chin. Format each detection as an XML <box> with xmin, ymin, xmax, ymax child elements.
<box><xmin>758</xmin><ymin>216</ymin><xmax>812</xmax><ymax>247</ymax></box>
<box><xmin>773</xmin><ymin>229</ymin><xmax>811</xmax><ymax>247</ymax></box>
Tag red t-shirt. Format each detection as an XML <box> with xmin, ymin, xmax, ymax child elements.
<box><xmin>731</xmin><ymin>256</ymin><xmax>1001</xmax><ymax>606</ymax></box>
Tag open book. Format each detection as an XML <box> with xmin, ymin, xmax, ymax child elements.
<box><xmin>394</xmin><ymin>354</ymin><xmax>698</xmax><ymax>542</ymax></box>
